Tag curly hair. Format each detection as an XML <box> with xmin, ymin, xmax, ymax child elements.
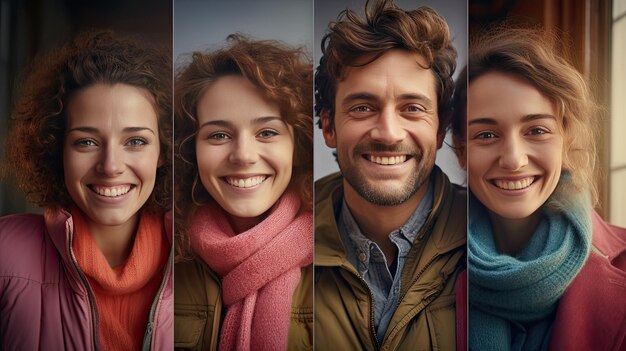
<box><xmin>175</xmin><ymin>35</ymin><xmax>313</xmax><ymax>259</ymax></box>
<box><xmin>462</xmin><ymin>25</ymin><xmax>598</xmax><ymax>207</ymax></box>
<box><xmin>315</xmin><ymin>0</ymin><xmax>457</xmax><ymax>137</ymax></box>
<box><xmin>3</xmin><ymin>30</ymin><xmax>172</xmax><ymax>212</ymax></box>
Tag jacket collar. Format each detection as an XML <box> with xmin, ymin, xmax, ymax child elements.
<box><xmin>43</xmin><ymin>207</ymin><xmax>173</xmax><ymax>294</ymax></box>
<box><xmin>315</xmin><ymin>166</ymin><xmax>466</xmax><ymax>267</ymax></box>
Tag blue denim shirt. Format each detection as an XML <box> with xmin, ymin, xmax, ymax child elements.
<box><xmin>337</xmin><ymin>182</ymin><xmax>434</xmax><ymax>345</ymax></box>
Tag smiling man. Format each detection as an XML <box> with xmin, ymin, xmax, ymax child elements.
<box><xmin>314</xmin><ymin>1</ymin><xmax>467</xmax><ymax>349</ymax></box>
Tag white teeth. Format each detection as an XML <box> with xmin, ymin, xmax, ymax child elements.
<box><xmin>494</xmin><ymin>177</ymin><xmax>535</xmax><ymax>190</ymax></box>
<box><xmin>226</xmin><ymin>176</ymin><xmax>267</xmax><ymax>188</ymax></box>
<box><xmin>368</xmin><ymin>155</ymin><xmax>407</xmax><ymax>165</ymax></box>
<box><xmin>92</xmin><ymin>185</ymin><xmax>131</xmax><ymax>197</ymax></box>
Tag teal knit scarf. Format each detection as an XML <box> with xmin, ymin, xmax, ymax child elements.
<box><xmin>468</xmin><ymin>188</ymin><xmax>592</xmax><ymax>351</ymax></box>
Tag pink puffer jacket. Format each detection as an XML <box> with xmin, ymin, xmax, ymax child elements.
<box><xmin>0</xmin><ymin>208</ymin><xmax>173</xmax><ymax>351</ymax></box>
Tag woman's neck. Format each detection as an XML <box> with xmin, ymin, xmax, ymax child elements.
<box><xmin>488</xmin><ymin>210</ymin><xmax>542</xmax><ymax>256</ymax></box>
<box><xmin>88</xmin><ymin>214</ymin><xmax>140</xmax><ymax>268</ymax></box>
<box><xmin>225</xmin><ymin>211</ymin><xmax>268</xmax><ymax>234</ymax></box>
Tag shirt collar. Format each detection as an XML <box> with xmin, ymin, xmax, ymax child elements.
<box><xmin>339</xmin><ymin>178</ymin><xmax>435</xmax><ymax>265</ymax></box>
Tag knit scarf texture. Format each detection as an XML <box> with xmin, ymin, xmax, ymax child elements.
<box><xmin>468</xmin><ymin>190</ymin><xmax>592</xmax><ymax>351</ymax></box>
<box><xmin>189</xmin><ymin>190</ymin><xmax>313</xmax><ymax>351</ymax></box>
<box><xmin>71</xmin><ymin>207</ymin><xmax>169</xmax><ymax>351</ymax></box>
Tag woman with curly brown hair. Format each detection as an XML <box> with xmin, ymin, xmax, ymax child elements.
<box><xmin>173</xmin><ymin>35</ymin><xmax>313</xmax><ymax>351</ymax></box>
<box><xmin>0</xmin><ymin>31</ymin><xmax>173</xmax><ymax>350</ymax></box>
<box><xmin>453</xmin><ymin>27</ymin><xmax>626</xmax><ymax>350</ymax></box>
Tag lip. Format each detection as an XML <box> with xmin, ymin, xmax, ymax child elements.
<box><xmin>86</xmin><ymin>183</ymin><xmax>136</xmax><ymax>204</ymax></box>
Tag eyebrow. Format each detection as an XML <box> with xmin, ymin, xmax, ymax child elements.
<box><xmin>198</xmin><ymin>116</ymin><xmax>283</xmax><ymax>129</ymax></box>
<box><xmin>67</xmin><ymin>126</ymin><xmax>156</xmax><ymax>135</ymax></box>
<box><xmin>340</xmin><ymin>92</ymin><xmax>434</xmax><ymax>109</ymax></box>
<box><xmin>468</xmin><ymin>114</ymin><xmax>556</xmax><ymax>126</ymax></box>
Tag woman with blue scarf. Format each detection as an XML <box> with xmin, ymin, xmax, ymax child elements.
<box><xmin>452</xmin><ymin>27</ymin><xmax>626</xmax><ymax>350</ymax></box>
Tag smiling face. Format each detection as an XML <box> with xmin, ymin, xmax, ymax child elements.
<box><xmin>63</xmin><ymin>83</ymin><xmax>161</xmax><ymax>227</ymax></box>
<box><xmin>195</xmin><ymin>75</ymin><xmax>294</xmax><ymax>221</ymax></box>
<box><xmin>467</xmin><ymin>71</ymin><xmax>563</xmax><ymax>219</ymax></box>
<box><xmin>321</xmin><ymin>49</ymin><xmax>441</xmax><ymax>206</ymax></box>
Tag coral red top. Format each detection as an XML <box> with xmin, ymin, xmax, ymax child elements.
<box><xmin>72</xmin><ymin>208</ymin><xmax>168</xmax><ymax>351</ymax></box>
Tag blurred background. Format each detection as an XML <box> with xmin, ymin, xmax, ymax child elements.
<box><xmin>469</xmin><ymin>0</ymin><xmax>624</xmax><ymax>226</ymax></box>
<box><xmin>174</xmin><ymin>0</ymin><xmax>312</xmax><ymax>64</ymax></box>
<box><xmin>0</xmin><ymin>0</ymin><xmax>172</xmax><ymax>216</ymax></box>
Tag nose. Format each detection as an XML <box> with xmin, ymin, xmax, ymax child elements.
<box><xmin>499</xmin><ymin>135</ymin><xmax>528</xmax><ymax>170</ymax></box>
<box><xmin>96</xmin><ymin>145</ymin><xmax>125</xmax><ymax>176</ymax></box>
<box><xmin>228</xmin><ymin>136</ymin><xmax>259</xmax><ymax>165</ymax></box>
<box><xmin>369</xmin><ymin>107</ymin><xmax>406</xmax><ymax>144</ymax></box>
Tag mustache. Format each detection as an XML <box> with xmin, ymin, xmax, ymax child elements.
<box><xmin>353</xmin><ymin>142</ymin><xmax>421</xmax><ymax>157</ymax></box>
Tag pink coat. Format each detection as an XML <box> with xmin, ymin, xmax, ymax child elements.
<box><xmin>457</xmin><ymin>211</ymin><xmax>626</xmax><ymax>351</ymax></box>
<box><xmin>548</xmin><ymin>211</ymin><xmax>626</xmax><ymax>350</ymax></box>
<box><xmin>0</xmin><ymin>208</ymin><xmax>173</xmax><ymax>351</ymax></box>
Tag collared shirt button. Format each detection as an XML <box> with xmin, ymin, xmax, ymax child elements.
<box><xmin>358</xmin><ymin>252</ymin><xmax>367</xmax><ymax>262</ymax></box>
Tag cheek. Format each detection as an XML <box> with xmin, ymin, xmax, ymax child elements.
<box><xmin>195</xmin><ymin>145</ymin><xmax>219</xmax><ymax>179</ymax></box>
<box><xmin>466</xmin><ymin>147</ymin><xmax>489</xmax><ymax>182</ymax></box>
<box><xmin>135</xmin><ymin>149</ymin><xmax>161</xmax><ymax>184</ymax></box>
<box><xmin>62</xmin><ymin>148</ymin><xmax>87</xmax><ymax>184</ymax></box>
<box><xmin>276</xmin><ymin>143</ymin><xmax>295</xmax><ymax>176</ymax></box>
<box><xmin>335</xmin><ymin>123</ymin><xmax>360</xmax><ymax>147</ymax></box>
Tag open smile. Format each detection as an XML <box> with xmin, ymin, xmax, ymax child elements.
<box><xmin>88</xmin><ymin>184</ymin><xmax>135</xmax><ymax>197</ymax></box>
<box><xmin>491</xmin><ymin>176</ymin><xmax>537</xmax><ymax>190</ymax></box>
<box><xmin>363</xmin><ymin>154</ymin><xmax>411</xmax><ymax>166</ymax></box>
<box><xmin>222</xmin><ymin>175</ymin><xmax>269</xmax><ymax>189</ymax></box>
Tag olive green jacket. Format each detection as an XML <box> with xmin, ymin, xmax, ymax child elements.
<box><xmin>315</xmin><ymin>167</ymin><xmax>466</xmax><ymax>351</ymax></box>
<box><xmin>174</xmin><ymin>258</ymin><xmax>313</xmax><ymax>350</ymax></box>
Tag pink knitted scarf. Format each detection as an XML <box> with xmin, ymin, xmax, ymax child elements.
<box><xmin>189</xmin><ymin>190</ymin><xmax>313</xmax><ymax>351</ymax></box>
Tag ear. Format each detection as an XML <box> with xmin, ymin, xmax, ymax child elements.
<box><xmin>452</xmin><ymin>134</ymin><xmax>466</xmax><ymax>169</ymax></box>
<box><xmin>436</xmin><ymin>129</ymin><xmax>446</xmax><ymax>150</ymax></box>
<box><xmin>320</xmin><ymin>109</ymin><xmax>337</xmax><ymax>148</ymax></box>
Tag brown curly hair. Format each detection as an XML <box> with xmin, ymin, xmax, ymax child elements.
<box><xmin>175</xmin><ymin>35</ymin><xmax>313</xmax><ymax>259</ymax></box>
<box><xmin>315</xmin><ymin>0</ymin><xmax>457</xmax><ymax>138</ymax></box>
<box><xmin>3</xmin><ymin>30</ymin><xmax>172</xmax><ymax>212</ymax></box>
<box><xmin>456</xmin><ymin>25</ymin><xmax>598</xmax><ymax>207</ymax></box>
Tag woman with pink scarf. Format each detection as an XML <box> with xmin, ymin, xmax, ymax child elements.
<box><xmin>173</xmin><ymin>35</ymin><xmax>313</xmax><ymax>351</ymax></box>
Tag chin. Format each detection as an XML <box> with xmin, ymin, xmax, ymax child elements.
<box><xmin>227</xmin><ymin>206</ymin><xmax>268</xmax><ymax>219</ymax></box>
<box><xmin>488</xmin><ymin>205</ymin><xmax>539</xmax><ymax>220</ymax></box>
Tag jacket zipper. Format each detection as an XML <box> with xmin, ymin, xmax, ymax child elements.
<box><xmin>343</xmin><ymin>265</ymin><xmax>379</xmax><ymax>350</ymax></box>
<box><xmin>67</xmin><ymin>227</ymin><xmax>100</xmax><ymax>351</ymax></box>
<box><xmin>141</xmin><ymin>245</ymin><xmax>173</xmax><ymax>351</ymax></box>
<box><xmin>397</xmin><ymin>253</ymin><xmax>440</xmax><ymax>305</ymax></box>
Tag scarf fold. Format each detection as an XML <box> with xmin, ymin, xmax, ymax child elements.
<box><xmin>71</xmin><ymin>207</ymin><xmax>168</xmax><ymax>351</ymax></box>
<box><xmin>468</xmin><ymin>188</ymin><xmax>592</xmax><ymax>351</ymax></box>
<box><xmin>189</xmin><ymin>190</ymin><xmax>313</xmax><ymax>351</ymax></box>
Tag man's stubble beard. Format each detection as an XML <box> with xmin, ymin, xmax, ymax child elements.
<box><xmin>337</xmin><ymin>142</ymin><xmax>435</xmax><ymax>206</ymax></box>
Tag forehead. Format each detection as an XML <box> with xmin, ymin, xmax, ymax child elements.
<box><xmin>335</xmin><ymin>49</ymin><xmax>437</xmax><ymax>103</ymax></box>
<box><xmin>197</xmin><ymin>75</ymin><xmax>280</xmax><ymax>125</ymax></box>
<box><xmin>468</xmin><ymin>71</ymin><xmax>557</xmax><ymax>125</ymax></box>
<box><xmin>66</xmin><ymin>83</ymin><xmax>158</xmax><ymax>129</ymax></box>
